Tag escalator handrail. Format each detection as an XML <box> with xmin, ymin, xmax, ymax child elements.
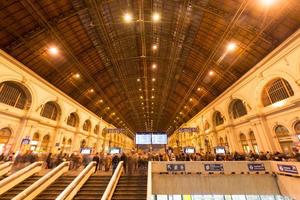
<box><xmin>13</xmin><ymin>161</ymin><xmax>70</xmax><ymax>200</ymax></box>
<box><xmin>101</xmin><ymin>161</ymin><xmax>124</xmax><ymax>200</ymax></box>
<box><xmin>147</xmin><ymin>161</ymin><xmax>152</xmax><ymax>200</ymax></box>
<box><xmin>0</xmin><ymin>161</ymin><xmax>43</xmax><ymax>188</ymax></box>
<box><xmin>0</xmin><ymin>161</ymin><xmax>13</xmax><ymax>171</ymax></box>
<box><xmin>55</xmin><ymin>161</ymin><xmax>97</xmax><ymax>200</ymax></box>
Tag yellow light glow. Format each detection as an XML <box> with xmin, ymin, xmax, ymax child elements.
<box><xmin>152</xmin><ymin>64</ymin><xmax>157</xmax><ymax>69</ymax></box>
<box><xmin>227</xmin><ymin>42</ymin><xmax>237</xmax><ymax>52</ymax></box>
<box><xmin>152</xmin><ymin>13</ymin><xmax>161</xmax><ymax>22</ymax></box>
<box><xmin>272</xmin><ymin>100</ymin><xmax>286</xmax><ymax>108</ymax></box>
<box><xmin>197</xmin><ymin>87</ymin><xmax>201</xmax><ymax>91</ymax></box>
<box><xmin>189</xmin><ymin>98</ymin><xmax>193</xmax><ymax>102</ymax></box>
<box><xmin>151</xmin><ymin>95</ymin><xmax>155</xmax><ymax>99</ymax></box>
<box><xmin>123</xmin><ymin>13</ymin><xmax>133</xmax><ymax>23</ymax></box>
<box><xmin>90</xmin><ymin>89</ymin><xmax>94</xmax><ymax>93</ymax></box>
<box><xmin>261</xmin><ymin>0</ymin><xmax>277</xmax><ymax>6</ymax></box>
<box><xmin>48</xmin><ymin>46</ymin><xmax>59</xmax><ymax>55</ymax></box>
<box><xmin>74</xmin><ymin>73</ymin><xmax>80</xmax><ymax>78</ymax></box>
<box><xmin>137</xmin><ymin>78</ymin><xmax>140</xmax><ymax>82</ymax></box>
<box><xmin>209</xmin><ymin>70</ymin><xmax>214</xmax><ymax>76</ymax></box>
<box><xmin>152</xmin><ymin>45</ymin><xmax>158</xmax><ymax>50</ymax></box>
<box><xmin>152</xmin><ymin>78</ymin><xmax>156</xmax><ymax>82</ymax></box>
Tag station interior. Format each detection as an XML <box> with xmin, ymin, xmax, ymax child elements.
<box><xmin>0</xmin><ymin>0</ymin><xmax>300</xmax><ymax>200</ymax></box>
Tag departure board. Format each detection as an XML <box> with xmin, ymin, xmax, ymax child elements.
<box><xmin>135</xmin><ymin>134</ymin><xmax>151</xmax><ymax>144</ymax></box>
<box><xmin>152</xmin><ymin>134</ymin><xmax>167</xmax><ymax>144</ymax></box>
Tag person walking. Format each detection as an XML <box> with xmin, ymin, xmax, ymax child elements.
<box><xmin>92</xmin><ymin>152</ymin><xmax>100</xmax><ymax>173</ymax></box>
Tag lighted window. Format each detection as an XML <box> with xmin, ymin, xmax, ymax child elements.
<box><xmin>229</xmin><ymin>99</ymin><xmax>247</xmax><ymax>119</ymax></box>
<box><xmin>94</xmin><ymin>125</ymin><xmax>99</xmax><ymax>135</ymax></box>
<box><xmin>83</xmin><ymin>120</ymin><xmax>91</xmax><ymax>131</ymax></box>
<box><xmin>262</xmin><ymin>78</ymin><xmax>294</xmax><ymax>107</ymax></box>
<box><xmin>213</xmin><ymin>111</ymin><xmax>224</xmax><ymax>126</ymax></box>
<box><xmin>40</xmin><ymin>102</ymin><xmax>60</xmax><ymax>121</ymax></box>
<box><xmin>0</xmin><ymin>81</ymin><xmax>31</xmax><ymax>110</ymax></box>
<box><xmin>67</xmin><ymin>112</ymin><xmax>78</xmax><ymax>127</ymax></box>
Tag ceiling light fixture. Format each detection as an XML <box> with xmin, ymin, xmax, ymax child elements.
<box><xmin>227</xmin><ymin>42</ymin><xmax>237</xmax><ymax>52</ymax></box>
<box><xmin>197</xmin><ymin>87</ymin><xmax>201</xmax><ymax>91</ymax></box>
<box><xmin>152</xmin><ymin>44</ymin><xmax>158</xmax><ymax>50</ymax></box>
<box><xmin>261</xmin><ymin>0</ymin><xmax>277</xmax><ymax>6</ymax></box>
<box><xmin>89</xmin><ymin>89</ymin><xmax>94</xmax><ymax>93</ymax></box>
<box><xmin>152</xmin><ymin>78</ymin><xmax>156</xmax><ymax>82</ymax></box>
<box><xmin>152</xmin><ymin>64</ymin><xmax>157</xmax><ymax>69</ymax></box>
<box><xmin>209</xmin><ymin>70</ymin><xmax>214</xmax><ymax>76</ymax></box>
<box><xmin>48</xmin><ymin>46</ymin><xmax>59</xmax><ymax>55</ymax></box>
<box><xmin>74</xmin><ymin>73</ymin><xmax>80</xmax><ymax>78</ymax></box>
<box><xmin>152</xmin><ymin>13</ymin><xmax>161</xmax><ymax>22</ymax></box>
<box><xmin>123</xmin><ymin>13</ymin><xmax>133</xmax><ymax>23</ymax></box>
<box><xmin>137</xmin><ymin>78</ymin><xmax>140</xmax><ymax>82</ymax></box>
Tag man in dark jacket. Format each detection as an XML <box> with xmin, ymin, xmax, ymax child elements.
<box><xmin>112</xmin><ymin>154</ymin><xmax>120</xmax><ymax>174</ymax></box>
<box><xmin>92</xmin><ymin>152</ymin><xmax>100</xmax><ymax>173</ymax></box>
<box><xmin>120</xmin><ymin>153</ymin><xmax>127</xmax><ymax>174</ymax></box>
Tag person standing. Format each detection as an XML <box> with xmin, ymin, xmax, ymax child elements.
<box><xmin>92</xmin><ymin>153</ymin><xmax>100</xmax><ymax>173</ymax></box>
<box><xmin>111</xmin><ymin>154</ymin><xmax>120</xmax><ymax>174</ymax></box>
<box><xmin>120</xmin><ymin>153</ymin><xmax>127</xmax><ymax>174</ymax></box>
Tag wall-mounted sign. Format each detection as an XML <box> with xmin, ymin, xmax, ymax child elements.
<box><xmin>277</xmin><ymin>164</ymin><xmax>298</xmax><ymax>174</ymax></box>
<box><xmin>21</xmin><ymin>139</ymin><xmax>30</xmax><ymax>145</ymax></box>
<box><xmin>204</xmin><ymin>163</ymin><xmax>224</xmax><ymax>171</ymax></box>
<box><xmin>166</xmin><ymin>164</ymin><xmax>185</xmax><ymax>172</ymax></box>
<box><xmin>248</xmin><ymin>163</ymin><xmax>265</xmax><ymax>171</ymax></box>
<box><xmin>178</xmin><ymin>127</ymin><xmax>198</xmax><ymax>133</ymax></box>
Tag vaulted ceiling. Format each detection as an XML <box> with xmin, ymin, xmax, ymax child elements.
<box><xmin>0</xmin><ymin>0</ymin><xmax>299</xmax><ymax>137</ymax></box>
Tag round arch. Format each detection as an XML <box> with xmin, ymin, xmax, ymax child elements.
<box><xmin>0</xmin><ymin>76</ymin><xmax>36</xmax><ymax>111</ymax></box>
<box><xmin>254</xmin><ymin>72</ymin><xmax>299</xmax><ymax>108</ymax></box>
<box><xmin>0</xmin><ymin>127</ymin><xmax>12</xmax><ymax>154</ymax></box>
<box><xmin>0</xmin><ymin>81</ymin><xmax>33</xmax><ymax>110</ymax></box>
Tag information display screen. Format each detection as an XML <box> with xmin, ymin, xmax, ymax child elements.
<box><xmin>80</xmin><ymin>148</ymin><xmax>92</xmax><ymax>154</ymax></box>
<box><xmin>152</xmin><ymin>134</ymin><xmax>167</xmax><ymax>144</ymax></box>
<box><xmin>110</xmin><ymin>147</ymin><xmax>121</xmax><ymax>154</ymax></box>
<box><xmin>215</xmin><ymin>146</ymin><xmax>226</xmax><ymax>154</ymax></box>
<box><xmin>184</xmin><ymin>147</ymin><xmax>195</xmax><ymax>154</ymax></box>
<box><xmin>135</xmin><ymin>134</ymin><xmax>151</xmax><ymax>144</ymax></box>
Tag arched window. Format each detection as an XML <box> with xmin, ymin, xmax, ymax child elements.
<box><xmin>249</xmin><ymin>131</ymin><xmax>258</xmax><ymax>153</ymax></box>
<box><xmin>240</xmin><ymin>133</ymin><xmax>249</xmax><ymax>153</ymax></box>
<box><xmin>40</xmin><ymin>135</ymin><xmax>50</xmax><ymax>151</ymax></box>
<box><xmin>40</xmin><ymin>102</ymin><xmax>60</xmax><ymax>121</ymax></box>
<box><xmin>0</xmin><ymin>128</ymin><xmax>12</xmax><ymax>145</ymax></box>
<box><xmin>219</xmin><ymin>137</ymin><xmax>224</xmax><ymax>146</ymax></box>
<box><xmin>94</xmin><ymin>125</ymin><xmax>99</xmax><ymax>135</ymax></box>
<box><xmin>229</xmin><ymin>99</ymin><xmax>247</xmax><ymax>119</ymax></box>
<box><xmin>294</xmin><ymin>121</ymin><xmax>300</xmax><ymax>135</ymax></box>
<box><xmin>274</xmin><ymin>125</ymin><xmax>293</xmax><ymax>153</ymax></box>
<box><xmin>67</xmin><ymin>112</ymin><xmax>78</xmax><ymax>127</ymax></box>
<box><xmin>81</xmin><ymin>139</ymin><xmax>86</xmax><ymax>148</ymax></box>
<box><xmin>83</xmin><ymin>120</ymin><xmax>91</xmax><ymax>131</ymax></box>
<box><xmin>213</xmin><ymin>111</ymin><xmax>224</xmax><ymax>126</ymax></box>
<box><xmin>0</xmin><ymin>81</ymin><xmax>31</xmax><ymax>110</ymax></box>
<box><xmin>204</xmin><ymin>120</ymin><xmax>210</xmax><ymax>131</ymax></box>
<box><xmin>262</xmin><ymin>78</ymin><xmax>294</xmax><ymax>107</ymax></box>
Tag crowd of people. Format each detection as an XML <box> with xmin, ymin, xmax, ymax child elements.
<box><xmin>0</xmin><ymin>149</ymin><xmax>299</xmax><ymax>175</ymax></box>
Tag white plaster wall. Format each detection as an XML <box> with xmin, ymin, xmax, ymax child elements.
<box><xmin>170</xmin><ymin>29</ymin><xmax>300</xmax><ymax>153</ymax></box>
<box><xmin>0</xmin><ymin>49</ymin><xmax>134</xmax><ymax>154</ymax></box>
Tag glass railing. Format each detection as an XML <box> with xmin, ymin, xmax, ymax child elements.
<box><xmin>151</xmin><ymin>195</ymin><xmax>292</xmax><ymax>200</ymax></box>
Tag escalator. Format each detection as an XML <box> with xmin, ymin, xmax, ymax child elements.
<box><xmin>0</xmin><ymin>176</ymin><xmax>40</xmax><ymax>200</ymax></box>
<box><xmin>112</xmin><ymin>176</ymin><xmax>147</xmax><ymax>200</ymax></box>
<box><xmin>34</xmin><ymin>176</ymin><xmax>76</xmax><ymax>200</ymax></box>
<box><xmin>74</xmin><ymin>175</ymin><xmax>111</xmax><ymax>199</ymax></box>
